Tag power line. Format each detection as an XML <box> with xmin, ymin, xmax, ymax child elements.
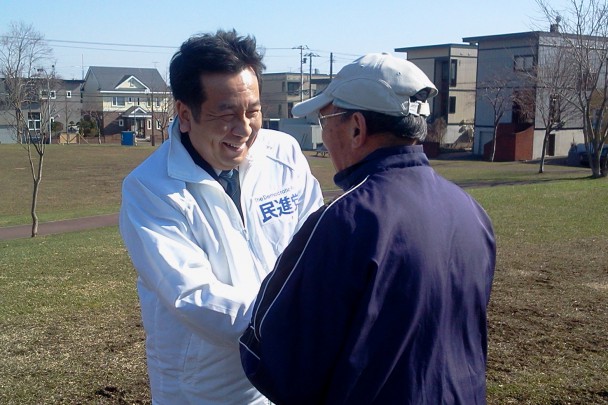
<box><xmin>46</xmin><ymin>38</ymin><xmax>177</xmax><ymax>49</ymax></box>
<box><xmin>52</xmin><ymin>44</ymin><xmax>169</xmax><ymax>55</ymax></box>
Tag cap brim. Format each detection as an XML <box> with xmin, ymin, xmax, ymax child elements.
<box><xmin>291</xmin><ymin>93</ymin><xmax>333</xmax><ymax>117</ymax></box>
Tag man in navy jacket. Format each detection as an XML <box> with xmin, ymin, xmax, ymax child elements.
<box><xmin>240</xmin><ymin>53</ymin><xmax>496</xmax><ymax>404</ymax></box>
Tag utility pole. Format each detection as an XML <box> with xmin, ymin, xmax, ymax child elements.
<box><xmin>46</xmin><ymin>76</ymin><xmax>51</xmax><ymax>144</ymax></box>
<box><xmin>49</xmin><ymin>65</ymin><xmax>55</xmax><ymax>144</ymax></box>
<box><xmin>38</xmin><ymin>66</ymin><xmax>54</xmax><ymax>144</ymax></box>
<box><xmin>151</xmin><ymin>62</ymin><xmax>158</xmax><ymax>147</ymax></box>
<box><xmin>293</xmin><ymin>45</ymin><xmax>308</xmax><ymax>102</ymax></box>
<box><xmin>150</xmin><ymin>88</ymin><xmax>155</xmax><ymax>146</ymax></box>
<box><xmin>305</xmin><ymin>52</ymin><xmax>319</xmax><ymax>99</ymax></box>
<box><xmin>330</xmin><ymin>53</ymin><xmax>334</xmax><ymax>79</ymax></box>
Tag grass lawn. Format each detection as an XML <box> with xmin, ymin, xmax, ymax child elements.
<box><xmin>0</xmin><ymin>143</ymin><xmax>607</xmax><ymax>404</ymax></box>
<box><xmin>0</xmin><ymin>144</ymin><xmax>156</xmax><ymax>227</ymax></box>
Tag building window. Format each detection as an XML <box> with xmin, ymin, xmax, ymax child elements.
<box><xmin>156</xmin><ymin>97</ymin><xmax>161</xmax><ymax>107</ymax></box>
<box><xmin>50</xmin><ymin>90</ymin><xmax>56</xmax><ymax>99</ymax></box>
<box><xmin>147</xmin><ymin>119</ymin><xmax>152</xmax><ymax>130</ymax></box>
<box><xmin>146</xmin><ymin>98</ymin><xmax>151</xmax><ymax>107</ymax></box>
<box><xmin>156</xmin><ymin>120</ymin><xmax>161</xmax><ymax>130</ymax></box>
<box><xmin>118</xmin><ymin>119</ymin><xmax>124</xmax><ymax>127</ymax></box>
<box><xmin>449</xmin><ymin>96</ymin><xmax>456</xmax><ymax>114</ymax></box>
<box><xmin>66</xmin><ymin>90</ymin><xmax>72</xmax><ymax>98</ymax></box>
<box><xmin>40</xmin><ymin>89</ymin><xmax>53</xmax><ymax>99</ymax></box>
<box><xmin>450</xmin><ymin>59</ymin><xmax>457</xmax><ymax>87</ymax></box>
<box><xmin>28</xmin><ymin>112</ymin><xmax>41</xmax><ymax>130</ymax></box>
<box><xmin>287</xmin><ymin>82</ymin><xmax>300</xmax><ymax>96</ymax></box>
<box><xmin>514</xmin><ymin>55</ymin><xmax>534</xmax><ymax>72</ymax></box>
<box><xmin>128</xmin><ymin>97</ymin><xmax>133</xmax><ymax>103</ymax></box>
<box><xmin>113</xmin><ymin>96</ymin><xmax>126</xmax><ymax>106</ymax></box>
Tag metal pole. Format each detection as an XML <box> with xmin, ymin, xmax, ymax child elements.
<box><xmin>305</xmin><ymin>53</ymin><xmax>319</xmax><ymax>99</ymax></box>
<box><xmin>300</xmin><ymin>47</ymin><xmax>304</xmax><ymax>102</ymax></box>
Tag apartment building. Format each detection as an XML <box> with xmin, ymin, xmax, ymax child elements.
<box><xmin>464</xmin><ymin>30</ymin><xmax>584</xmax><ymax>159</ymax></box>
<box><xmin>261</xmin><ymin>73</ymin><xmax>331</xmax><ymax>120</ymax></box>
<box><xmin>395</xmin><ymin>44</ymin><xmax>477</xmax><ymax>145</ymax></box>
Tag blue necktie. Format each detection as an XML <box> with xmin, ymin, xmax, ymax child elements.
<box><xmin>219</xmin><ymin>169</ymin><xmax>242</xmax><ymax>219</ymax></box>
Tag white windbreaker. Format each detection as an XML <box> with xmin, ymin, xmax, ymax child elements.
<box><xmin>119</xmin><ymin>120</ymin><xmax>323</xmax><ymax>405</ymax></box>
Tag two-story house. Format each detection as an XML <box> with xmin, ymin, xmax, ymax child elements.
<box><xmin>395</xmin><ymin>44</ymin><xmax>477</xmax><ymax>145</ymax></box>
<box><xmin>81</xmin><ymin>66</ymin><xmax>171</xmax><ymax>142</ymax></box>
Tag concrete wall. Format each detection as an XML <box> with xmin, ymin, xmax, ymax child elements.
<box><xmin>278</xmin><ymin>118</ymin><xmax>323</xmax><ymax>150</ymax></box>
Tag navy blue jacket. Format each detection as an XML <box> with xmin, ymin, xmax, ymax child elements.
<box><xmin>240</xmin><ymin>145</ymin><xmax>496</xmax><ymax>404</ymax></box>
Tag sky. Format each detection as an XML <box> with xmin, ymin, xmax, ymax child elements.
<box><xmin>1</xmin><ymin>0</ymin><xmax>571</xmax><ymax>81</ymax></box>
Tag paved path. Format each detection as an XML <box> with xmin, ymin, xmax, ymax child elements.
<box><xmin>0</xmin><ymin>213</ymin><xmax>119</xmax><ymax>241</ymax></box>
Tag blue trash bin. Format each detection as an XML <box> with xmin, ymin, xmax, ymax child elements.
<box><xmin>121</xmin><ymin>131</ymin><xmax>135</xmax><ymax>146</ymax></box>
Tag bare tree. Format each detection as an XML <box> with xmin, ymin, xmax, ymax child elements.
<box><xmin>0</xmin><ymin>21</ymin><xmax>54</xmax><ymax>236</ymax></box>
<box><xmin>516</xmin><ymin>40</ymin><xmax>578</xmax><ymax>173</ymax></box>
<box><xmin>153</xmin><ymin>69</ymin><xmax>174</xmax><ymax>144</ymax></box>
<box><xmin>537</xmin><ymin>0</ymin><xmax>608</xmax><ymax>177</ymax></box>
<box><xmin>478</xmin><ymin>76</ymin><xmax>512</xmax><ymax>162</ymax></box>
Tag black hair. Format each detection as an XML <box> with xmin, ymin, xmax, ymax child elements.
<box><xmin>169</xmin><ymin>29</ymin><xmax>266</xmax><ymax>121</ymax></box>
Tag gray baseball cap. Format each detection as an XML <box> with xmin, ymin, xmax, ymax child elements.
<box><xmin>292</xmin><ymin>53</ymin><xmax>438</xmax><ymax>118</ymax></box>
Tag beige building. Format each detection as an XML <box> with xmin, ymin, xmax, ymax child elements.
<box><xmin>261</xmin><ymin>73</ymin><xmax>331</xmax><ymax>120</ymax></box>
<box><xmin>395</xmin><ymin>44</ymin><xmax>478</xmax><ymax>145</ymax></box>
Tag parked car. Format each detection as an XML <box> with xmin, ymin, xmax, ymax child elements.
<box><xmin>578</xmin><ymin>143</ymin><xmax>608</xmax><ymax>167</ymax></box>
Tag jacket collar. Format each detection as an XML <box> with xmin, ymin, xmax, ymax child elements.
<box><xmin>334</xmin><ymin>145</ymin><xmax>429</xmax><ymax>191</ymax></box>
<box><xmin>166</xmin><ymin>118</ymin><xmax>264</xmax><ymax>183</ymax></box>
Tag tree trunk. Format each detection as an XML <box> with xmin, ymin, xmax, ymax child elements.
<box><xmin>490</xmin><ymin>127</ymin><xmax>498</xmax><ymax>162</ymax></box>
<box><xmin>29</xmin><ymin>151</ymin><xmax>44</xmax><ymax>238</ymax></box>
<box><xmin>590</xmin><ymin>148</ymin><xmax>603</xmax><ymax>178</ymax></box>
<box><xmin>539</xmin><ymin>131</ymin><xmax>550</xmax><ymax>174</ymax></box>
<box><xmin>30</xmin><ymin>177</ymin><xmax>41</xmax><ymax>237</ymax></box>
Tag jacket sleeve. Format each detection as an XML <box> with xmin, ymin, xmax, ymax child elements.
<box><xmin>120</xmin><ymin>175</ymin><xmax>257</xmax><ymax>347</ymax></box>
<box><xmin>240</xmin><ymin>200</ymin><xmax>377</xmax><ymax>404</ymax></box>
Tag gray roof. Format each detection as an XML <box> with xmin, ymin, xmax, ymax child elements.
<box><xmin>85</xmin><ymin>66</ymin><xmax>167</xmax><ymax>92</ymax></box>
<box><xmin>394</xmin><ymin>43</ymin><xmax>477</xmax><ymax>53</ymax></box>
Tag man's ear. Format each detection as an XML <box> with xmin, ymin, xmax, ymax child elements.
<box><xmin>175</xmin><ymin>100</ymin><xmax>192</xmax><ymax>133</ymax></box>
<box><xmin>351</xmin><ymin>112</ymin><xmax>367</xmax><ymax>148</ymax></box>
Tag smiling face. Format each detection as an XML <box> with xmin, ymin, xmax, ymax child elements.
<box><xmin>176</xmin><ymin>68</ymin><xmax>262</xmax><ymax>171</ymax></box>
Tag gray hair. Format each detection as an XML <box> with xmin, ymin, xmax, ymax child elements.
<box><xmin>342</xmin><ymin>110</ymin><xmax>428</xmax><ymax>142</ymax></box>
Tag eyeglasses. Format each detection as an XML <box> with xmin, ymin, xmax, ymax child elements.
<box><xmin>317</xmin><ymin>111</ymin><xmax>348</xmax><ymax>128</ymax></box>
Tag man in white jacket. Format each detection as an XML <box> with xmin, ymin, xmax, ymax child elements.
<box><xmin>119</xmin><ymin>30</ymin><xmax>323</xmax><ymax>404</ymax></box>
